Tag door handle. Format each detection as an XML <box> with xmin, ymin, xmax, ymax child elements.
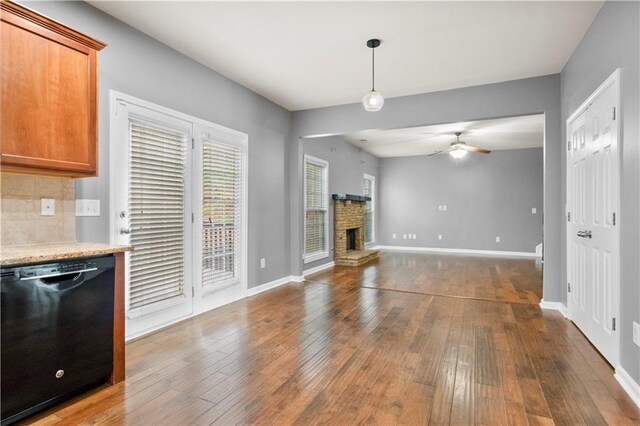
<box><xmin>577</xmin><ymin>230</ymin><xmax>592</xmax><ymax>239</ymax></box>
<box><xmin>120</xmin><ymin>228</ymin><xmax>131</xmax><ymax>235</ymax></box>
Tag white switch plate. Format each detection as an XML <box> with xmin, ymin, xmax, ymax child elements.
<box><xmin>438</xmin><ymin>205</ymin><xmax>443</xmax><ymax>211</ymax></box>
<box><xmin>496</xmin><ymin>236</ymin><xmax>501</xmax><ymax>243</ymax></box>
<box><xmin>403</xmin><ymin>234</ymin><xmax>407</xmax><ymax>239</ymax></box>
<box><xmin>532</xmin><ymin>207</ymin><xmax>537</xmax><ymax>214</ymax></box>
<box><xmin>443</xmin><ymin>205</ymin><xmax>448</xmax><ymax>211</ymax></box>
<box><xmin>41</xmin><ymin>198</ymin><xmax>55</xmax><ymax>216</ymax></box>
<box><xmin>633</xmin><ymin>322</ymin><xmax>640</xmax><ymax>347</ymax></box>
<box><xmin>438</xmin><ymin>234</ymin><xmax>443</xmax><ymax>240</ymax></box>
<box><xmin>392</xmin><ymin>233</ymin><xmax>396</xmax><ymax>239</ymax></box>
<box><xmin>76</xmin><ymin>199</ymin><xmax>100</xmax><ymax>217</ymax></box>
<box><xmin>260</xmin><ymin>258</ymin><xmax>266</xmax><ymax>269</ymax></box>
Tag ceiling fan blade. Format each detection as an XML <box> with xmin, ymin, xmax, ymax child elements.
<box><xmin>463</xmin><ymin>145</ymin><xmax>491</xmax><ymax>154</ymax></box>
<box><xmin>427</xmin><ymin>151</ymin><xmax>443</xmax><ymax>157</ymax></box>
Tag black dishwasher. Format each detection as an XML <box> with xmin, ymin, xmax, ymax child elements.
<box><xmin>1</xmin><ymin>255</ymin><xmax>115</xmax><ymax>425</ymax></box>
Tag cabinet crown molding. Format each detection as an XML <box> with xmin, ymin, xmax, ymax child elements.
<box><xmin>1</xmin><ymin>0</ymin><xmax>106</xmax><ymax>51</ymax></box>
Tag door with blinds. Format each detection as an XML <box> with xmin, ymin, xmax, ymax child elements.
<box><xmin>192</xmin><ymin>124</ymin><xmax>248</xmax><ymax>314</ymax></box>
<box><xmin>112</xmin><ymin>101</ymin><xmax>194</xmax><ymax>338</ymax></box>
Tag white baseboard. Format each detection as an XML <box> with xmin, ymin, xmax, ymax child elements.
<box><xmin>247</xmin><ymin>276</ymin><xmax>299</xmax><ymax>297</ymax></box>
<box><xmin>615</xmin><ymin>366</ymin><xmax>640</xmax><ymax>408</ymax></box>
<box><xmin>303</xmin><ymin>261</ymin><xmax>335</xmax><ymax>277</ymax></box>
<box><xmin>290</xmin><ymin>275</ymin><xmax>305</xmax><ymax>283</ymax></box>
<box><xmin>377</xmin><ymin>245</ymin><xmax>539</xmax><ymax>258</ymax></box>
<box><xmin>539</xmin><ymin>299</ymin><xmax>570</xmax><ymax>318</ymax></box>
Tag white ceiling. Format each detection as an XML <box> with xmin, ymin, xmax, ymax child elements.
<box><xmin>88</xmin><ymin>1</ymin><xmax>602</xmax><ymax>111</ymax></box>
<box><xmin>342</xmin><ymin>114</ymin><xmax>544</xmax><ymax>157</ymax></box>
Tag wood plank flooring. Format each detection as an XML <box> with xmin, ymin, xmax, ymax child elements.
<box><xmin>25</xmin><ymin>253</ymin><xmax>638</xmax><ymax>425</ymax></box>
<box><xmin>306</xmin><ymin>251</ymin><xmax>543</xmax><ymax>304</ymax></box>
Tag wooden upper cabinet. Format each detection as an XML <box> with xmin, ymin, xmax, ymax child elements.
<box><xmin>1</xmin><ymin>0</ymin><xmax>106</xmax><ymax>177</ymax></box>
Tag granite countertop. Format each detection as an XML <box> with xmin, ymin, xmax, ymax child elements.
<box><xmin>1</xmin><ymin>242</ymin><xmax>132</xmax><ymax>266</ymax></box>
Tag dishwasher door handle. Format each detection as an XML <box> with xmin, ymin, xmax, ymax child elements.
<box><xmin>20</xmin><ymin>268</ymin><xmax>98</xmax><ymax>281</ymax></box>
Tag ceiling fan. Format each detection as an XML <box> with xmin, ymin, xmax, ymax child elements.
<box><xmin>428</xmin><ymin>132</ymin><xmax>491</xmax><ymax>159</ymax></box>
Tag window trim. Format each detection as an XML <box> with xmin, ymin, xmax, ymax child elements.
<box><xmin>303</xmin><ymin>154</ymin><xmax>329</xmax><ymax>264</ymax></box>
<box><xmin>364</xmin><ymin>173</ymin><xmax>376</xmax><ymax>245</ymax></box>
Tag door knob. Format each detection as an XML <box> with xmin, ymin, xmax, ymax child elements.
<box><xmin>120</xmin><ymin>228</ymin><xmax>131</xmax><ymax>235</ymax></box>
<box><xmin>577</xmin><ymin>230</ymin><xmax>592</xmax><ymax>239</ymax></box>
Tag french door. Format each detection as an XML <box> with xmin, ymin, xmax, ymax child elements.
<box><xmin>111</xmin><ymin>93</ymin><xmax>247</xmax><ymax>339</ymax></box>
<box><xmin>566</xmin><ymin>70</ymin><xmax>620</xmax><ymax>366</ymax></box>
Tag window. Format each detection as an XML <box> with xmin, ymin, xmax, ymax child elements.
<box><xmin>304</xmin><ymin>155</ymin><xmax>329</xmax><ymax>263</ymax></box>
<box><xmin>364</xmin><ymin>174</ymin><xmax>375</xmax><ymax>244</ymax></box>
<box><xmin>128</xmin><ymin>118</ymin><xmax>189</xmax><ymax>313</ymax></box>
<box><xmin>201</xmin><ymin>138</ymin><xmax>244</xmax><ymax>293</ymax></box>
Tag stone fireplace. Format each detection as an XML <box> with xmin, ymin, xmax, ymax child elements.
<box><xmin>333</xmin><ymin>194</ymin><xmax>379</xmax><ymax>267</ymax></box>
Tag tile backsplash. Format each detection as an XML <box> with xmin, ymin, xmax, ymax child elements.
<box><xmin>1</xmin><ymin>173</ymin><xmax>76</xmax><ymax>246</ymax></box>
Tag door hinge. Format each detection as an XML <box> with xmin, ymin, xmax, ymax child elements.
<box><xmin>612</xmin><ymin>317</ymin><xmax>616</xmax><ymax>331</ymax></box>
<box><xmin>192</xmin><ymin>287</ymin><xmax>195</xmax><ymax>297</ymax></box>
<box><xmin>568</xmin><ymin>282</ymin><xmax>571</xmax><ymax>293</ymax></box>
<box><xmin>612</xmin><ymin>212</ymin><xmax>616</xmax><ymax>226</ymax></box>
<box><xmin>612</xmin><ymin>107</ymin><xmax>616</xmax><ymax>121</ymax></box>
<box><xmin>567</xmin><ymin>212</ymin><xmax>571</xmax><ymax>222</ymax></box>
<box><xmin>568</xmin><ymin>140</ymin><xmax>571</xmax><ymax>151</ymax></box>
<box><xmin>191</xmin><ymin>212</ymin><xmax>194</xmax><ymax>223</ymax></box>
<box><xmin>192</xmin><ymin>138</ymin><xmax>195</xmax><ymax>149</ymax></box>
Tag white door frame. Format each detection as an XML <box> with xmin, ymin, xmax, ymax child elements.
<box><xmin>109</xmin><ymin>90</ymin><xmax>249</xmax><ymax>339</ymax></box>
<box><xmin>565</xmin><ymin>68</ymin><xmax>621</xmax><ymax>365</ymax></box>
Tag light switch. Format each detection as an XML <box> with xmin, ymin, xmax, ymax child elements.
<box><xmin>260</xmin><ymin>258</ymin><xmax>266</xmax><ymax>269</ymax></box>
<box><xmin>76</xmin><ymin>199</ymin><xmax>100</xmax><ymax>217</ymax></box>
<box><xmin>443</xmin><ymin>205</ymin><xmax>448</xmax><ymax>211</ymax></box>
<box><xmin>438</xmin><ymin>234</ymin><xmax>443</xmax><ymax>240</ymax></box>
<box><xmin>392</xmin><ymin>233</ymin><xmax>396</xmax><ymax>239</ymax></box>
<box><xmin>496</xmin><ymin>236</ymin><xmax>501</xmax><ymax>243</ymax></box>
<box><xmin>403</xmin><ymin>234</ymin><xmax>407</xmax><ymax>239</ymax></box>
<box><xmin>438</xmin><ymin>205</ymin><xmax>443</xmax><ymax>211</ymax></box>
<box><xmin>532</xmin><ymin>208</ymin><xmax>537</xmax><ymax>214</ymax></box>
<box><xmin>41</xmin><ymin>198</ymin><xmax>55</xmax><ymax>216</ymax></box>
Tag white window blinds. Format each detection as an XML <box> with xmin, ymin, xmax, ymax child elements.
<box><xmin>363</xmin><ymin>176</ymin><xmax>374</xmax><ymax>244</ymax></box>
<box><xmin>128</xmin><ymin>120</ymin><xmax>187</xmax><ymax>310</ymax></box>
<box><xmin>202</xmin><ymin>139</ymin><xmax>243</xmax><ymax>292</ymax></box>
<box><xmin>304</xmin><ymin>157</ymin><xmax>328</xmax><ymax>259</ymax></box>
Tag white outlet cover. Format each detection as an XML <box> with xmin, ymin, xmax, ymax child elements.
<box><xmin>403</xmin><ymin>234</ymin><xmax>407</xmax><ymax>239</ymax></box>
<box><xmin>438</xmin><ymin>205</ymin><xmax>443</xmax><ymax>211</ymax></box>
<box><xmin>496</xmin><ymin>236</ymin><xmax>501</xmax><ymax>243</ymax></box>
<box><xmin>532</xmin><ymin>207</ymin><xmax>537</xmax><ymax>214</ymax></box>
<box><xmin>392</xmin><ymin>233</ymin><xmax>396</xmax><ymax>239</ymax></box>
<box><xmin>41</xmin><ymin>198</ymin><xmax>55</xmax><ymax>216</ymax></box>
<box><xmin>438</xmin><ymin>234</ymin><xmax>443</xmax><ymax>240</ymax></box>
<box><xmin>443</xmin><ymin>205</ymin><xmax>448</xmax><ymax>211</ymax></box>
<box><xmin>76</xmin><ymin>199</ymin><xmax>100</xmax><ymax>217</ymax></box>
<box><xmin>260</xmin><ymin>258</ymin><xmax>266</xmax><ymax>269</ymax></box>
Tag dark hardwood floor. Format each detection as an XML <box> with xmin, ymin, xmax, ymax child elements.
<box><xmin>306</xmin><ymin>251</ymin><xmax>543</xmax><ymax>304</ymax></box>
<box><xmin>26</xmin><ymin>253</ymin><xmax>638</xmax><ymax>425</ymax></box>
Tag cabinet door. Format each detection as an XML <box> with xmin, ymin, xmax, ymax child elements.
<box><xmin>1</xmin><ymin>2</ymin><xmax>103</xmax><ymax>176</ymax></box>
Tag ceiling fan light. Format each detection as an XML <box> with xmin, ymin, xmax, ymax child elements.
<box><xmin>362</xmin><ymin>90</ymin><xmax>384</xmax><ymax>112</ymax></box>
<box><xmin>449</xmin><ymin>148</ymin><xmax>467</xmax><ymax>159</ymax></box>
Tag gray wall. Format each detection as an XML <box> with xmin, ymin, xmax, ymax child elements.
<box><xmin>23</xmin><ymin>1</ymin><xmax>292</xmax><ymax>288</ymax></box>
<box><xmin>302</xmin><ymin>136</ymin><xmax>379</xmax><ymax>271</ymax></box>
<box><xmin>561</xmin><ymin>1</ymin><xmax>640</xmax><ymax>382</ymax></box>
<box><xmin>379</xmin><ymin>148</ymin><xmax>543</xmax><ymax>253</ymax></box>
<box><xmin>290</xmin><ymin>75</ymin><xmax>561</xmax><ymax>302</ymax></box>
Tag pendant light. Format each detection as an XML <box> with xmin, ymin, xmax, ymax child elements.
<box><xmin>362</xmin><ymin>39</ymin><xmax>384</xmax><ymax>112</ymax></box>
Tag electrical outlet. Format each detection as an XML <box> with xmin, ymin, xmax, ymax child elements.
<box><xmin>438</xmin><ymin>205</ymin><xmax>443</xmax><ymax>211</ymax></box>
<box><xmin>532</xmin><ymin>207</ymin><xmax>537</xmax><ymax>214</ymax></box>
<box><xmin>496</xmin><ymin>236</ymin><xmax>501</xmax><ymax>243</ymax></box>
<box><xmin>392</xmin><ymin>233</ymin><xmax>396</xmax><ymax>239</ymax></box>
<box><xmin>633</xmin><ymin>322</ymin><xmax>640</xmax><ymax>347</ymax></box>
<box><xmin>403</xmin><ymin>234</ymin><xmax>407</xmax><ymax>239</ymax></box>
<box><xmin>260</xmin><ymin>258</ymin><xmax>266</xmax><ymax>269</ymax></box>
<box><xmin>76</xmin><ymin>199</ymin><xmax>100</xmax><ymax>217</ymax></box>
<box><xmin>41</xmin><ymin>198</ymin><xmax>55</xmax><ymax>216</ymax></box>
<box><xmin>438</xmin><ymin>234</ymin><xmax>443</xmax><ymax>240</ymax></box>
<box><xmin>443</xmin><ymin>205</ymin><xmax>448</xmax><ymax>211</ymax></box>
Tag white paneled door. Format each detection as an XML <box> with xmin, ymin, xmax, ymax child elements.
<box><xmin>566</xmin><ymin>70</ymin><xmax>620</xmax><ymax>366</ymax></box>
<box><xmin>111</xmin><ymin>93</ymin><xmax>248</xmax><ymax>339</ymax></box>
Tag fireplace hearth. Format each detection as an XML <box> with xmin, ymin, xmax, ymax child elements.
<box><xmin>332</xmin><ymin>194</ymin><xmax>379</xmax><ymax>267</ymax></box>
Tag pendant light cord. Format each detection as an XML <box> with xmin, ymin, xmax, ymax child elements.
<box><xmin>371</xmin><ymin>47</ymin><xmax>375</xmax><ymax>91</ymax></box>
